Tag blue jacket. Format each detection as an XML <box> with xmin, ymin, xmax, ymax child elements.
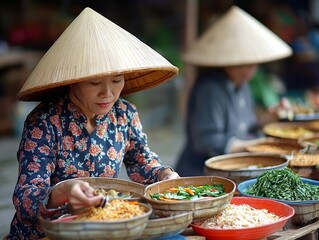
<box><xmin>175</xmin><ymin>69</ymin><xmax>262</xmax><ymax>176</ymax></box>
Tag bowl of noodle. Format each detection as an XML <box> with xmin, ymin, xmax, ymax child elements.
<box><xmin>190</xmin><ymin>196</ymin><xmax>295</xmax><ymax>240</ymax></box>
<box><xmin>39</xmin><ymin>199</ymin><xmax>152</xmax><ymax>240</ymax></box>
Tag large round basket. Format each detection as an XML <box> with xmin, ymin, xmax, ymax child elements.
<box><xmin>245</xmin><ymin>139</ymin><xmax>300</xmax><ymax>155</ymax></box>
<box><xmin>245</xmin><ymin>139</ymin><xmax>319</xmax><ymax>180</ymax></box>
<box><xmin>143</xmin><ymin>176</ymin><xmax>235</xmax><ymax>219</ymax></box>
<box><xmin>204</xmin><ymin>152</ymin><xmax>289</xmax><ymax>186</ymax></box>
<box><xmin>263</xmin><ymin>121</ymin><xmax>319</xmax><ymax>142</ymax></box>
<box><xmin>39</xmin><ymin>202</ymin><xmax>152</xmax><ymax>240</ymax></box>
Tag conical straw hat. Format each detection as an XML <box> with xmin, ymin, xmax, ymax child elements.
<box><xmin>18</xmin><ymin>7</ymin><xmax>178</xmax><ymax>101</ymax></box>
<box><xmin>183</xmin><ymin>6</ymin><xmax>292</xmax><ymax>67</ymax></box>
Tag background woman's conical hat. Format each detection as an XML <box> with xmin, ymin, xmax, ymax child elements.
<box><xmin>18</xmin><ymin>7</ymin><xmax>178</xmax><ymax>101</ymax></box>
<box><xmin>183</xmin><ymin>6</ymin><xmax>293</xmax><ymax>67</ymax></box>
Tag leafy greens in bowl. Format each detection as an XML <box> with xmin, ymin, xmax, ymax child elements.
<box><xmin>238</xmin><ymin>167</ymin><xmax>319</xmax><ymax>204</ymax></box>
<box><xmin>237</xmin><ymin>167</ymin><xmax>319</xmax><ymax>225</ymax></box>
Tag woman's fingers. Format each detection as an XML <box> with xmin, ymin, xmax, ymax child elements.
<box><xmin>71</xmin><ymin>195</ymin><xmax>102</xmax><ymax>209</ymax></box>
<box><xmin>160</xmin><ymin>169</ymin><xmax>180</xmax><ymax>180</ymax></box>
<box><xmin>79</xmin><ymin>181</ymin><xmax>95</xmax><ymax>197</ymax></box>
<box><xmin>68</xmin><ymin>181</ymin><xmax>103</xmax><ymax>209</ymax></box>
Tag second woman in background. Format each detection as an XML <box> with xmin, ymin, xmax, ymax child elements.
<box><xmin>176</xmin><ymin>6</ymin><xmax>292</xmax><ymax>176</ymax></box>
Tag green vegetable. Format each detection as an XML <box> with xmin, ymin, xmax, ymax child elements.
<box><xmin>149</xmin><ymin>183</ymin><xmax>226</xmax><ymax>201</ymax></box>
<box><xmin>245</xmin><ymin>167</ymin><xmax>319</xmax><ymax>201</ymax></box>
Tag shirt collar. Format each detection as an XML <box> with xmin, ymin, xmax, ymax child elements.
<box><xmin>224</xmin><ymin>74</ymin><xmax>244</xmax><ymax>94</ymax></box>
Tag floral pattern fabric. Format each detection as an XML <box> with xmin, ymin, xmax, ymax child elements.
<box><xmin>6</xmin><ymin>94</ymin><xmax>170</xmax><ymax>239</ymax></box>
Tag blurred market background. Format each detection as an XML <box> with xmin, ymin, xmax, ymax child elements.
<box><xmin>1</xmin><ymin>0</ymin><xmax>319</xmax><ymax>237</ymax></box>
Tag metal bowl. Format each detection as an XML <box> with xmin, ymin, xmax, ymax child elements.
<box><xmin>204</xmin><ymin>152</ymin><xmax>289</xmax><ymax>185</ymax></box>
<box><xmin>143</xmin><ymin>176</ymin><xmax>235</xmax><ymax>219</ymax></box>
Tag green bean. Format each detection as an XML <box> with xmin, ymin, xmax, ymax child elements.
<box><xmin>245</xmin><ymin>167</ymin><xmax>319</xmax><ymax>201</ymax></box>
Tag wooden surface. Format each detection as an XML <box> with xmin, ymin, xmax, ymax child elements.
<box><xmin>270</xmin><ymin>220</ymin><xmax>319</xmax><ymax>240</ymax></box>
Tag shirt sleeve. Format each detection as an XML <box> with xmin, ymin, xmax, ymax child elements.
<box><xmin>12</xmin><ymin>108</ymin><xmax>60</xmax><ymax>236</ymax></box>
<box><xmin>189</xmin><ymin>79</ymin><xmax>234</xmax><ymax>156</ymax></box>
<box><xmin>123</xmin><ymin>103</ymin><xmax>171</xmax><ymax>184</ymax></box>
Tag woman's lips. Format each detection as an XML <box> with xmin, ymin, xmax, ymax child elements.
<box><xmin>97</xmin><ymin>102</ymin><xmax>111</xmax><ymax>108</ymax></box>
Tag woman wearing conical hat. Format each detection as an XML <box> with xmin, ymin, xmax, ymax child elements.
<box><xmin>5</xmin><ymin>8</ymin><xmax>179</xmax><ymax>239</ymax></box>
<box><xmin>175</xmin><ymin>6</ymin><xmax>292</xmax><ymax>177</ymax></box>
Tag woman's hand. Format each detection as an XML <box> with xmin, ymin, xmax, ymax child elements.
<box><xmin>65</xmin><ymin>181</ymin><xmax>103</xmax><ymax>210</ymax></box>
<box><xmin>159</xmin><ymin>168</ymin><xmax>180</xmax><ymax>181</ymax></box>
<box><xmin>48</xmin><ymin>180</ymin><xmax>103</xmax><ymax>210</ymax></box>
<box><xmin>269</xmin><ymin>97</ymin><xmax>294</xmax><ymax>120</ymax></box>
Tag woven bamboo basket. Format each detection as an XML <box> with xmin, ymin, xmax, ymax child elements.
<box><xmin>139</xmin><ymin>211</ymin><xmax>193</xmax><ymax>239</ymax></box>
<box><xmin>143</xmin><ymin>176</ymin><xmax>235</xmax><ymax>219</ymax></box>
<box><xmin>245</xmin><ymin>139</ymin><xmax>319</xmax><ymax>180</ymax></box>
<box><xmin>289</xmin><ymin>202</ymin><xmax>319</xmax><ymax>226</ymax></box>
<box><xmin>40</xmin><ymin>202</ymin><xmax>152</xmax><ymax>240</ymax></box>
<box><xmin>246</xmin><ymin>140</ymin><xmax>300</xmax><ymax>155</ymax></box>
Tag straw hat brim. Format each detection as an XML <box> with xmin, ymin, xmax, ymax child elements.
<box><xmin>18</xmin><ymin>67</ymin><xmax>178</xmax><ymax>101</ymax></box>
<box><xmin>18</xmin><ymin>7</ymin><xmax>178</xmax><ymax>101</ymax></box>
<box><xmin>183</xmin><ymin>6</ymin><xmax>293</xmax><ymax>67</ymax></box>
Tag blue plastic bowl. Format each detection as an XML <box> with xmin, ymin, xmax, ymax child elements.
<box><xmin>237</xmin><ymin>177</ymin><xmax>319</xmax><ymax>205</ymax></box>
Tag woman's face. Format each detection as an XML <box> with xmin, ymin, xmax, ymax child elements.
<box><xmin>224</xmin><ymin>65</ymin><xmax>257</xmax><ymax>86</ymax></box>
<box><xmin>71</xmin><ymin>75</ymin><xmax>125</xmax><ymax>115</ymax></box>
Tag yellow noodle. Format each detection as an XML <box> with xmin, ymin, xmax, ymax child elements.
<box><xmin>75</xmin><ymin>199</ymin><xmax>146</xmax><ymax>221</ymax></box>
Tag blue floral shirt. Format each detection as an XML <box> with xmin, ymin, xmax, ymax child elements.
<box><xmin>6</xmin><ymin>94</ymin><xmax>171</xmax><ymax>239</ymax></box>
